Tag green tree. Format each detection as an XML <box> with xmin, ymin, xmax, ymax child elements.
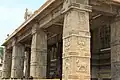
<box><xmin>0</xmin><ymin>47</ymin><xmax>3</xmax><ymax>58</ymax></box>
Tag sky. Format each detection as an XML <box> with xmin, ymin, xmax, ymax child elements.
<box><xmin>0</xmin><ymin>0</ymin><xmax>46</xmax><ymax>45</ymax></box>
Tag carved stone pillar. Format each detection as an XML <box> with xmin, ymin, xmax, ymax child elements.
<box><xmin>111</xmin><ymin>16</ymin><xmax>120</xmax><ymax>80</ymax></box>
<box><xmin>62</xmin><ymin>0</ymin><xmax>91</xmax><ymax>80</ymax></box>
<box><xmin>30</xmin><ymin>23</ymin><xmax>47</xmax><ymax>79</ymax></box>
<box><xmin>24</xmin><ymin>50</ymin><xmax>30</xmax><ymax>78</ymax></box>
<box><xmin>11</xmin><ymin>43</ymin><xmax>25</xmax><ymax>79</ymax></box>
<box><xmin>2</xmin><ymin>48</ymin><xmax>12</xmax><ymax>79</ymax></box>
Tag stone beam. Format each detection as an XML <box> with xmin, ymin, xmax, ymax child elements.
<box><xmin>112</xmin><ymin>0</ymin><xmax>120</xmax><ymax>5</ymax></box>
<box><xmin>90</xmin><ymin>0</ymin><xmax>118</xmax><ymax>16</ymax></box>
<box><xmin>38</xmin><ymin>0</ymin><xmax>119</xmax><ymax>30</ymax></box>
<box><xmin>38</xmin><ymin>0</ymin><xmax>63</xmax><ymax>29</ymax></box>
<box><xmin>17</xmin><ymin>28</ymin><xmax>32</xmax><ymax>42</ymax></box>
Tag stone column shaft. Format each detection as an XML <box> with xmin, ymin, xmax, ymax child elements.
<box><xmin>111</xmin><ymin>16</ymin><xmax>120</xmax><ymax>80</ymax></box>
<box><xmin>2</xmin><ymin>48</ymin><xmax>12</xmax><ymax>79</ymax></box>
<box><xmin>62</xmin><ymin>0</ymin><xmax>91</xmax><ymax>80</ymax></box>
<box><xmin>11</xmin><ymin>44</ymin><xmax>25</xmax><ymax>79</ymax></box>
<box><xmin>30</xmin><ymin>25</ymin><xmax>47</xmax><ymax>79</ymax></box>
<box><xmin>24</xmin><ymin>51</ymin><xmax>30</xmax><ymax>78</ymax></box>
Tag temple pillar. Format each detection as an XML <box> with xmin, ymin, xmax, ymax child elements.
<box><xmin>30</xmin><ymin>23</ymin><xmax>47</xmax><ymax>79</ymax></box>
<box><xmin>111</xmin><ymin>16</ymin><xmax>120</xmax><ymax>80</ymax></box>
<box><xmin>24</xmin><ymin>50</ymin><xmax>30</xmax><ymax>78</ymax></box>
<box><xmin>2</xmin><ymin>48</ymin><xmax>12</xmax><ymax>79</ymax></box>
<box><xmin>62</xmin><ymin>0</ymin><xmax>91</xmax><ymax>80</ymax></box>
<box><xmin>11</xmin><ymin>43</ymin><xmax>25</xmax><ymax>79</ymax></box>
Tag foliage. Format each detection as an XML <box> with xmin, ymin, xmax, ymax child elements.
<box><xmin>0</xmin><ymin>47</ymin><xmax>3</xmax><ymax>58</ymax></box>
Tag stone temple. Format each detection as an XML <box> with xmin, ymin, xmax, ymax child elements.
<box><xmin>1</xmin><ymin>0</ymin><xmax>120</xmax><ymax>80</ymax></box>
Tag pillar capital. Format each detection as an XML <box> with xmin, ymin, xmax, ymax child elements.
<box><xmin>32</xmin><ymin>23</ymin><xmax>40</xmax><ymax>35</ymax></box>
<box><xmin>62</xmin><ymin>0</ymin><xmax>92</xmax><ymax>14</ymax></box>
<box><xmin>4</xmin><ymin>48</ymin><xmax>11</xmax><ymax>53</ymax></box>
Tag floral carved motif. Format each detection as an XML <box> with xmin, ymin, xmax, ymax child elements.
<box><xmin>63</xmin><ymin>37</ymin><xmax>71</xmax><ymax>53</ymax></box>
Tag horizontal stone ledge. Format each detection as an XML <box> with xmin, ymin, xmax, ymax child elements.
<box><xmin>62</xmin><ymin>56</ymin><xmax>91</xmax><ymax>59</ymax></box>
<box><xmin>2</xmin><ymin>78</ymin><xmax>60</xmax><ymax>80</ymax></box>
<box><xmin>111</xmin><ymin>61</ymin><xmax>120</xmax><ymax>63</ymax></box>
<box><xmin>31</xmin><ymin>49</ymin><xmax>47</xmax><ymax>53</ymax></box>
<box><xmin>2</xmin><ymin>70</ymin><xmax>11</xmax><ymax>72</ymax></box>
<box><xmin>63</xmin><ymin>33</ymin><xmax>91</xmax><ymax>39</ymax></box>
<box><xmin>12</xmin><ymin>56</ymin><xmax>25</xmax><ymax>57</ymax></box>
<box><xmin>30</xmin><ymin>64</ymin><xmax>47</xmax><ymax>66</ymax></box>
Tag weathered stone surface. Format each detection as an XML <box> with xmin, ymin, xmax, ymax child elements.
<box><xmin>2</xmin><ymin>48</ymin><xmax>12</xmax><ymax>79</ymax></box>
<box><xmin>2</xmin><ymin>79</ymin><xmax>60</xmax><ymax>80</ymax></box>
<box><xmin>24</xmin><ymin>51</ymin><xmax>30</xmax><ymax>78</ymax></box>
<box><xmin>62</xmin><ymin>0</ymin><xmax>91</xmax><ymax>80</ymax></box>
<box><xmin>111</xmin><ymin>16</ymin><xmax>120</xmax><ymax>80</ymax></box>
<box><xmin>30</xmin><ymin>24</ymin><xmax>47</xmax><ymax>78</ymax></box>
<box><xmin>11</xmin><ymin>44</ymin><xmax>25</xmax><ymax>78</ymax></box>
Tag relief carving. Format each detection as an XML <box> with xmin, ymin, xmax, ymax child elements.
<box><xmin>77</xmin><ymin>37</ymin><xmax>85</xmax><ymax>46</ymax></box>
<box><xmin>63</xmin><ymin>58</ymin><xmax>70</xmax><ymax>79</ymax></box>
<box><xmin>78</xmin><ymin>12</ymin><xmax>87</xmax><ymax>29</ymax></box>
<box><xmin>63</xmin><ymin>0</ymin><xmax>90</xmax><ymax>79</ymax></box>
<box><xmin>64</xmin><ymin>12</ymin><xmax>71</xmax><ymax>29</ymax></box>
<box><xmin>77</xmin><ymin>37</ymin><xmax>90</xmax><ymax>56</ymax></box>
<box><xmin>76</xmin><ymin>58</ymin><xmax>87</xmax><ymax>73</ymax></box>
<box><xmin>65</xmin><ymin>38</ymin><xmax>70</xmax><ymax>47</ymax></box>
<box><xmin>65</xmin><ymin>58</ymin><xmax>70</xmax><ymax>70</ymax></box>
<box><xmin>64</xmin><ymin>37</ymin><xmax>71</xmax><ymax>52</ymax></box>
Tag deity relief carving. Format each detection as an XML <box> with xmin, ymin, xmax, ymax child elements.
<box><xmin>77</xmin><ymin>37</ymin><xmax>90</xmax><ymax>57</ymax></box>
<box><xmin>78</xmin><ymin>12</ymin><xmax>86</xmax><ymax>28</ymax></box>
<box><xmin>63</xmin><ymin>11</ymin><xmax>73</xmax><ymax>29</ymax></box>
